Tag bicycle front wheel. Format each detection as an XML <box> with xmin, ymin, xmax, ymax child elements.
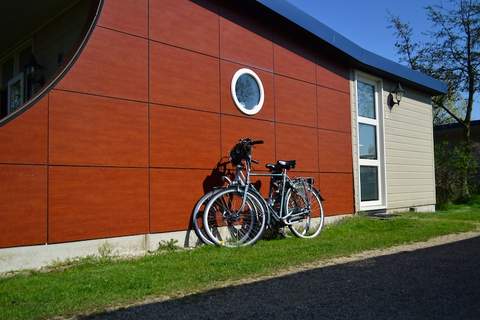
<box><xmin>192</xmin><ymin>190</ymin><xmax>219</xmax><ymax>245</ymax></box>
<box><xmin>203</xmin><ymin>187</ymin><xmax>266</xmax><ymax>247</ymax></box>
<box><xmin>285</xmin><ymin>185</ymin><xmax>324</xmax><ymax>239</ymax></box>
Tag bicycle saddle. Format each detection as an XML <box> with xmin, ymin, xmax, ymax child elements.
<box><xmin>265</xmin><ymin>160</ymin><xmax>296</xmax><ymax>171</ymax></box>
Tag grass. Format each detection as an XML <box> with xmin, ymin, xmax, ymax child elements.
<box><xmin>1</xmin><ymin>199</ymin><xmax>479</xmax><ymax>320</ymax></box>
<box><xmin>402</xmin><ymin>195</ymin><xmax>480</xmax><ymax>223</ymax></box>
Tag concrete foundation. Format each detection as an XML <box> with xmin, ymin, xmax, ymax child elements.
<box><xmin>0</xmin><ymin>214</ymin><xmax>352</xmax><ymax>274</ymax></box>
<box><xmin>387</xmin><ymin>204</ymin><xmax>436</xmax><ymax>214</ymax></box>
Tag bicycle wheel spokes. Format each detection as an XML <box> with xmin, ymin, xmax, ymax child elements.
<box><xmin>203</xmin><ymin>187</ymin><xmax>266</xmax><ymax>247</ymax></box>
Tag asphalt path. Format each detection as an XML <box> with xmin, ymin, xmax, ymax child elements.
<box><xmin>84</xmin><ymin>236</ymin><xmax>480</xmax><ymax>320</ymax></box>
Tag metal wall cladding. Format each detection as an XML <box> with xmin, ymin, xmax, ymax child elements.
<box><xmin>0</xmin><ymin>0</ymin><xmax>353</xmax><ymax>248</ymax></box>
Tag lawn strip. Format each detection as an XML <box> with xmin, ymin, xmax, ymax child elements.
<box><xmin>0</xmin><ymin>215</ymin><xmax>477</xmax><ymax>320</ymax></box>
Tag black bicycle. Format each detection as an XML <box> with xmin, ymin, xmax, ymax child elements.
<box><xmin>193</xmin><ymin>138</ymin><xmax>325</xmax><ymax>247</ymax></box>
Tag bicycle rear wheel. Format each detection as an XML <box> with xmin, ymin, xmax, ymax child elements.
<box><xmin>285</xmin><ymin>184</ymin><xmax>324</xmax><ymax>238</ymax></box>
<box><xmin>203</xmin><ymin>187</ymin><xmax>266</xmax><ymax>247</ymax></box>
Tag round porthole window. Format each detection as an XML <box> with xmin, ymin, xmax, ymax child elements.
<box><xmin>231</xmin><ymin>68</ymin><xmax>264</xmax><ymax>115</ymax></box>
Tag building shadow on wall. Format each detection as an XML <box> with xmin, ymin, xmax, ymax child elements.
<box><xmin>191</xmin><ymin>0</ymin><xmax>350</xmax><ymax>82</ymax></box>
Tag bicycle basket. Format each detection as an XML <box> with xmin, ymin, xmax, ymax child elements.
<box><xmin>229</xmin><ymin>140</ymin><xmax>252</xmax><ymax>166</ymax></box>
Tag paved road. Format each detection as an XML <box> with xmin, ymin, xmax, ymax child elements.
<box><xmin>84</xmin><ymin>237</ymin><xmax>480</xmax><ymax>320</ymax></box>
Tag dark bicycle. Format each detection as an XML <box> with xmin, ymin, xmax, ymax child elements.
<box><xmin>198</xmin><ymin>138</ymin><xmax>325</xmax><ymax>247</ymax></box>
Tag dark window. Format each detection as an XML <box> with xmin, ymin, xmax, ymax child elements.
<box><xmin>235</xmin><ymin>73</ymin><xmax>261</xmax><ymax>110</ymax></box>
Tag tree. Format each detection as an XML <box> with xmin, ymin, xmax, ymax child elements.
<box><xmin>388</xmin><ymin>0</ymin><xmax>480</xmax><ymax>200</ymax></box>
<box><xmin>388</xmin><ymin>1</ymin><xmax>479</xmax><ymax>139</ymax></box>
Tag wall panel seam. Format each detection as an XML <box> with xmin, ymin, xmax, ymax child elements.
<box><xmin>272</xmin><ymin>31</ymin><xmax>277</xmax><ymax>162</ymax></box>
<box><xmin>35</xmin><ymin>164</ymin><xmax>150</xmax><ymax>169</ymax></box>
<box><xmin>315</xmin><ymin>57</ymin><xmax>321</xmax><ymax>173</ymax></box>
<box><xmin>52</xmin><ymin>88</ymin><xmax>149</xmax><ymax>105</ymax></box>
<box><xmin>147</xmin><ymin>0</ymin><xmax>151</xmax><ymax>234</ymax></box>
<box><xmin>96</xmin><ymin>25</ymin><xmax>149</xmax><ymax>41</ymax></box>
<box><xmin>218</xmin><ymin>11</ymin><xmax>222</xmax><ymax>167</ymax></box>
<box><xmin>46</xmin><ymin>93</ymin><xmax>50</xmax><ymax>244</ymax></box>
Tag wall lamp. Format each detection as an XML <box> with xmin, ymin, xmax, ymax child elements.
<box><xmin>387</xmin><ymin>83</ymin><xmax>405</xmax><ymax>108</ymax></box>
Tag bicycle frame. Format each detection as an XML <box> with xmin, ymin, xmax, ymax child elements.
<box><xmin>228</xmin><ymin>158</ymin><xmax>311</xmax><ymax>227</ymax></box>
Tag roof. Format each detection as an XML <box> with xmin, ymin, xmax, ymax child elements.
<box><xmin>256</xmin><ymin>0</ymin><xmax>448</xmax><ymax>95</ymax></box>
<box><xmin>435</xmin><ymin>120</ymin><xmax>480</xmax><ymax>130</ymax></box>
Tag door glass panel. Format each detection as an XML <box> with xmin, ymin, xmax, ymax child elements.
<box><xmin>359</xmin><ymin>123</ymin><xmax>377</xmax><ymax>160</ymax></box>
<box><xmin>358</xmin><ymin>81</ymin><xmax>376</xmax><ymax>119</ymax></box>
<box><xmin>360</xmin><ymin>166</ymin><xmax>379</xmax><ymax>201</ymax></box>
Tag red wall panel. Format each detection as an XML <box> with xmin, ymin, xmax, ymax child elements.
<box><xmin>220</xmin><ymin>17</ymin><xmax>273</xmax><ymax>71</ymax></box>
<box><xmin>275</xmin><ymin>75</ymin><xmax>316</xmax><ymax>127</ymax></box>
<box><xmin>56</xmin><ymin>27</ymin><xmax>148</xmax><ymax>102</ymax></box>
<box><xmin>49</xmin><ymin>166</ymin><xmax>149</xmax><ymax>243</ymax></box>
<box><xmin>0</xmin><ymin>97</ymin><xmax>48</xmax><ymax>164</ymax></box>
<box><xmin>220</xmin><ymin>60</ymin><xmax>274</xmax><ymax>121</ymax></box>
<box><xmin>276</xmin><ymin>123</ymin><xmax>319</xmax><ymax>172</ymax></box>
<box><xmin>318</xmin><ymin>129</ymin><xmax>353</xmax><ymax>173</ymax></box>
<box><xmin>150</xmin><ymin>105</ymin><xmax>221</xmax><ymax>169</ymax></box>
<box><xmin>150</xmin><ymin>169</ymin><xmax>211</xmax><ymax>233</ymax></box>
<box><xmin>149</xmin><ymin>0</ymin><xmax>219</xmax><ymax>57</ymax></box>
<box><xmin>317</xmin><ymin>87</ymin><xmax>351</xmax><ymax>133</ymax></box>
<box><xmin>317</xmin><ymin>58</ymin><xmax>350</xmax><ymax>93</ymax></box>
<box><xmin>319</xmin><ymin>173</ymin><xmax>354</xmax><ymax>215</ymax></box>
<box><xmin>150</xmin><ymin>42</ymin><xmax>220</xmax><ymax>112</ymax></box>
<box><xmin>98</xmin><ymin>0</ymin><xmax>148</xmax><ymax>37</ymax></box>
<box><xmin>0</xmin><ymin>165</ymin><xmax>47</xmax><ymax>248</ymax></box>
<box><xmin>49</xmin><ymin>90</ymin><xmax>148</xmax><ymax>167</ymax></box>
<box><xmin>274</xmin><ymin>44</ymin><xmax>316</xmax><ymax>84</ymax></box>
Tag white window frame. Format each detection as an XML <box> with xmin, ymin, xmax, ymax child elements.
<box><xmin>231</xmin><ymin>68</ymin><xmax>264</xmax><ymax>115</ymax></box>
<box><xmin>355</xmin><ymin>72</ymin><xmax>387</xmax><ymax>210</ymax></box>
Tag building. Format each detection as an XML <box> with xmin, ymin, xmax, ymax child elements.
<box><xmin>434</xmin><ymin>120</ymin><xmax>480</xmax><ymax>182</ymax></box>
<box><xmin>0</xmin><ymin>0</ymin><xmax>447</xmax><ymax>272</ymax></box>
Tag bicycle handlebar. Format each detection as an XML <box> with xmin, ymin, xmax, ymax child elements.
<box><xmin>237</xmin><ymin>138</ymin><xmax>263</xmax><ymax>146</ymax></box>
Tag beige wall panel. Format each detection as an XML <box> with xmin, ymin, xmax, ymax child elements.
<box><xmin>387</xmin><ymin>171</ymin><xmax>434</xmax><ymax>180</ymax></box>
<box><xmin>383</xmin><ymin>80</ymin><xmax>436</xmax><ymax>210</ymax></box>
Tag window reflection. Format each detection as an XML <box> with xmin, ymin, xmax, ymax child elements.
<box><xmin>360</xmin><ymin>166</ymin><xmax>379</xmax><ymax>201</ymax></box>
<box><xmin>235</xmin><ymin>74</ymin><xmax>260</xmax><ymax>110</ymax></box>
<box><xmin>358</xmin><ymin>81</ymin><xmax>376</xmax><ymax>119</ymax></box>
<box><xmin>359</xmin><ymin>123</ymin><xmax>377</xmax><ymax>160</ymax></box>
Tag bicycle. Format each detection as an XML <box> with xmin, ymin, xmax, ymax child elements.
<box><xmin>191</xmin><ymin>158</ymin><xmax>251</xmax><ymax>245</ymax></box>
<box><xmin>201</xmin><ymin>138</ymin><xmax>325</xmax><ymax>247</ymax></box>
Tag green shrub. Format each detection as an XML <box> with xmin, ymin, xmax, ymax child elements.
<box><xmin>435</xmin><ymin>141</ymin><xmax>478</xmax><ymax>204</ymax></box>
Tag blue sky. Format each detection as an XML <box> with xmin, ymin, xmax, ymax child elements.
<box><xmin>287</xmin><ymin>0</ymin><xmax>480</xmax><ymax>120</ymax></box>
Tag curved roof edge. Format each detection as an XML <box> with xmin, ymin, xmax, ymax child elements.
<box><xmin>256</xmin><ymin>0</ymin><xmax>448</xmax><ymax>95</ymax></box>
